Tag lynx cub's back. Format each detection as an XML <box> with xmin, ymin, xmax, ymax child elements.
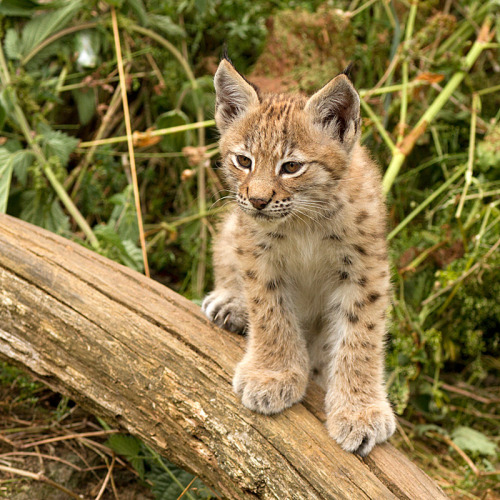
<box><xmin>202</xmin><ymin>58</ymin><xmax>396</xmax><ymax>456</ymax></box>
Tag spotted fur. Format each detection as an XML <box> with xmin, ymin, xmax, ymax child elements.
<box><xmin>202</xmin><ymin>59</ymin><xmax>396</xmax><ymax>456</ymax></box>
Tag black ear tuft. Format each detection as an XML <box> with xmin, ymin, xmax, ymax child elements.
<box><xmin>221</xmin><ymin>43</ymin><xmax>233</xmax><ymax>65</ymax></box>
<box><xmin>341</xmin><ymin>62</ymin><xmax>354</xmax><ymax>80</ymax></box>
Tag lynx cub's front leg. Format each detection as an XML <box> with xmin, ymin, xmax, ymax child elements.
<box><xmin>324</xmin><ymin>256</ymin><xmax>396</xmax><ymax>456</ymax></box>
<box><xmin>202</xmin><ymin>215</ymin><xmax>248</xmax><ymax>334</ymax></box>
<box><xmin>233</xmin><ymin>260</ymin><xmax>309</xmax><ymax>415</ymax></box>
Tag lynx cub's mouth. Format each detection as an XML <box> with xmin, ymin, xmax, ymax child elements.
<box><xmin>202</xmin><ymin>57</ymin><xmax>396</xmax><ymax>457</ymax></box>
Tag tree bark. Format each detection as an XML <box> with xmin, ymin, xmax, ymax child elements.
<box><xmin>0</xmin><ymin>214</ymin><xmax>447</xmax><ymax>499</ymax></box>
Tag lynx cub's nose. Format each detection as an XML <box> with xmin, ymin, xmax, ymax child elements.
<box><xmin>249</xmin><ymin>197</ymin><xmax>271</xmax><ymax>210</ymax></box>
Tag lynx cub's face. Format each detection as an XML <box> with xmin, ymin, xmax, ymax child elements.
<box><xmin>205</xmin><ymin>58</ymin><xmax>396</xmax><ymax>458</ymax></box>
<box><xmin>215</xmin><ymin>59</ymin><xmax>361</xmax><ymax>223</ymax></box>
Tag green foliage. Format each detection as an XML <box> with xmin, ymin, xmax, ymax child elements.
<box><xmin>452</xmin><ymin>427</ymin><xmax>497</xmax><ymax>457</ymax></box>
<box><xmin>106</xmin><ymin>434</ymin><xmax>214</xmax><ymax>498</ymax></box>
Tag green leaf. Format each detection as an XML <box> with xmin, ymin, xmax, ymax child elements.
<box><xmin>37</xmin><ymin>123</ymin><xmax>79</xmax><ymax>166</ymax></box>
<box><xmin>12</xmin><ymin>150</ymin><xmax>35</xmax><ymax>186</ymax></box>
<box><xmin>451</xmin><ymin>426</ymin><xmax>497</xmax><ymax>457</ymax></box>
<box><xmin>72</xmin><ymin>88</ymin><xmax>96</xmax><ymax>125</ymax></box>
<box><xmin>108</xmin><ymin>186</ymin><xmax>139</xmax><ymax>242</ymax></box>
<box><xmin>106</xmin><ymin>434</ymin><xmax>145</xmax><ymax>479</ymax></box>
<box><xmin>19</xmin><ymin>190</ymin><xmax>70</xmax><ymax>234</ymax></box>
<box><xmin>94</xmin><ymin>224</ymin><xmax>143</xmax><ymax>272</ymax></box>
<box><xmin>147</xmin><ymin>14</ymin><xmax>186</xmax><ymax>38</ymax></box>
<box><xmin>125</xmin><ymin>0</ymin><xmax>148</xmax><ymax>25</ymax></box>
<box><xmin>0</xmin><ymin>0</ymin><xmax>43</xmax><ymax>17</ymax></box>
<box><xmin>19</xmin><ymin>0</ymin><xmax>83</xmax><ymax>59</ymax></box>
<box><xmin>0</xmin><ymin>87</ymin><xmax>17</xmax><ymax>118</ymax></box>
<box><xmin>0</xmin><ymin>102</ymin><xmax>6</xmax><ymax>131</ymax></box>
<box><xmin>156</xmin><ymin>110</ymin><xmax>192</xmax><ymax>152</ymax></box>
<box><xmin>4</xmin><ymin>29</ymin><xmax>21</xmax><ymax>60</ymax></box>
<box><xmin>0</xmin><ymin>148</ymin><xmax>14</xmax><ymax>213</ymax></box>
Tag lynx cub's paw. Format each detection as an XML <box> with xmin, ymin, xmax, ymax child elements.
<box><xmin>327</xmin><ymin>400</ymin><xmax>396</xmax><ymax>457</ymax></box>
<box><xmin>202</xmin><ymin>290</ymin><xmax>247</xmax><ymax>334</ymax></box>
<box><xmin>233</xmin><ymin>361</ymin><xmax>307</xmax><ymax>415</ymax></box>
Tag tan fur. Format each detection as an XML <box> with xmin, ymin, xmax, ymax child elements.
<box><xmin>203</xmin><ymin>59</ymin><xmax>396</xmax><ymax>456</ymax></box>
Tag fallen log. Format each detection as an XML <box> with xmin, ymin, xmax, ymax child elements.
<box><xmin>0</xmin><ymin>214</ymin><xmax>447</xmax><ymax>499</ymax></box>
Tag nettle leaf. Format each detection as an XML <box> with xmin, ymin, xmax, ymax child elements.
<box><xmin>4</xmin><ymin>29</ymin><xmax>22</xmax><ymax>60</ymax></box>
<box><xmin>0</xmin><ymin>0</ymin><xmax>43</xmax><ymax>17</ymax></box>
<box><xmin>37</xmin><ymin>123</ymin><xmax>79</xmax><ymax>166</ymax></box>
<box><xmin>125</xmin><ymin>0</ymin><xmax>148</xmax><ymax>25</ymax></box>
<box><xmin>12</xmin><ymin>150</ymin><xmax>36</xmax><ymax>186</ymax></box>
<box><xmin>19</xmin><ymin>0</ymin><xmax>83</xmax><ymax>59</ymax></box>
<box><xmin>20</xmin><ymin>190</ymin><xmax>70</xmax><ymax>234</ymax></box>
<box><xmin>72</xmin><ymin>88</ymin><xmax>96</xmax><ymax>125</ymax></box>
<box><xmin>451</xmin><ymin>426</ymin><xmax>497</xmax><ymax>457</ymax></box>
<box><xmin>156</xmin><ymin>110</ymin><xmax>192</xmax><ymax>152</ymax></box>
<box><xmin>147</xmin><ymin>14</ymin><xmax>186</xmax><ymax>38</ymax></box>
<box><xmin>108</xmin><ymin>187</ymin><xmax>139</xmax><ymax>242</ymax></box>
<box><xmin>106</xmin><ymin>434</ymin><xmax>145</xmax><ymax>479</ymax></box>
<box><xmin>94</xmin><ymin>224</ymin><xmax>143</xmax><ymax>272</ymax></box>
<box><xmin>0</xmin><ymin>87</ymin><xmax>17</xmax><ymax>118</ymax></box>
<box><xmin>0</xmin><ymin>148</ymin><xmax>14</xmax><ymax>213</ymax></box>
<box><xmin>0</xmin><ymin>103</ymin><xmax>6</xmax><ymax>131</ymax></box>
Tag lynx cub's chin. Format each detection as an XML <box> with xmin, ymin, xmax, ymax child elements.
<box><xmin>202</xmin><ymin>58</ymin><xmax>396</xmax><ymax>457</ymax></box>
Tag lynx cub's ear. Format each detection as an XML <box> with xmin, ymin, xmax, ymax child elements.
<box><xmin>305</xmin><ymin>74</ymin><xmax>361</xmax><ymax>151</ymax></box>
<box><xmin>214</xmin><ymin>59</ymin><xmax>260</xmax><ymax>133</ymax></box>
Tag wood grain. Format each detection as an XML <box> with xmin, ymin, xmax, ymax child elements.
<box><xmin>0</xmin><ymin>214</ymin><xmax>447</xmax><ymax>499</ymax></box>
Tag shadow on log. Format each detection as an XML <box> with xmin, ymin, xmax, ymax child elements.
<box><xmin>0</xmin><ymin>214</ymin><xmax>447</xmax><ymax>499</ymax></box>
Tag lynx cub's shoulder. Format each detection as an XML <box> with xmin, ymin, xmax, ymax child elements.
<box><xmin>202</xmin><ymin>58</ymin><xmax>395</xmax><ymax>456</ymax></box>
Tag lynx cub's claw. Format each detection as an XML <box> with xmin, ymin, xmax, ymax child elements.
<box><xmin>202</xmin><ymin>290</ymin><xmax>247</xmax><ymax>334</ymax></box>
<box><xmin>233</xmin><ymin>362</ymin><xmax>307</xmax><ymax>415</ymax></box>
<box><xmin>327</xmin><ymin>400</ymin><xmax>396</xmax><ymax>457</ymax></box>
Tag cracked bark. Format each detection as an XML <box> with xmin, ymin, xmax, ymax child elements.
<box><xmin>0</xmin><ymin>214</ymin><xmax>448</xmax><ymax>499</ymax></box>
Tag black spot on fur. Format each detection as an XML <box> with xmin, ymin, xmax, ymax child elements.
<box><xmin>358</xmin><ymin>276</ymin><xmax>368</xmax><ymax>287</ymax></box>
<box><xmin>367</xmin><ymin>322</ymin><xmax>376</xmax><ymax>330</ymax></box>
<box><xmin>343</xmin><ymin>255</ymin><xmax>353</xmax><ymax>266</ymax></box>
<box><xmin>368</xmin><ymin>292</ymin><xmax>381</xmax><ymax>303</ymax></box>
<box><xmin>266</xmin><ymin>278</ymin><xmax>281</xmax><ymax>291</ymax></box>
<box><xmin>257</xmin><ymin>242</ymin><xmax>271</xmax><ymax>251</ymax></box>
<box><xmin>347</xmin><ymin>312</ymin><xmax>359</xmax><ymax>323</ymax></box>
<box><xmin>339</xmin><ymin>271</ymin><xmax>349</xmax><ymax>281</ymax></box>
<box><xmin>245</xmin><ymin>270</ymin><xmax>257</xmax><ymax>280</ymax></box>
<box><xmin>355</xmin><ymin>210</ymin><xmax>369</xmax><ymax>224</ymax></box>
<box><xmin>353</xmin><ymin>244</ymin><xmax>367</xmax><ymax>255</ymax></box>
<box><xmin>326</xmin><ymin>233</ymin><xmax>342</xmax><ymax>241</ymax></box>
<box><xmin>267</xmin><ymin>232</ymin><xmax>285</xmax><ymax>240</ymax></box>
<box><xmin>236</xmin><ymin>247</ymin><xmax>244</xmax><ymax>255</ymax></box>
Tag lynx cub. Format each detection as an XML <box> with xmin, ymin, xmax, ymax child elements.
<box><xmin>202</xmin><ymin>58</ymin><xmax>396</xmax><ymax>456</ymax></box>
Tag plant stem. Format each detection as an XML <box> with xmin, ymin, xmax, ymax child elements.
<box><xmin>383</xmin><ymin>18</ymin><xmax>492</xmax><ymax>194</ymax></box>
<box><xmin>360</xmin><ymin>99</ymin><xmax>396</xmax><ymax>152</ymax></box>
<box><xmin>455</xmin><ymin>93</ymin><xmax>479</xmax><ymax>219</ymax></box>
<box><xmin>78</xmin><ymin>120</ymin><xmax>215</xmax><ymax>148</ymax></box>
<box><xmin>388</xmin><ymin>164</ymin><xmax>467</xmax><ymax>240</ymax></box>
<box><xmin>0</xmin><ymin>45</ymin><xmax>99</xmax><ymax>249</ymax></box>
<box><xmin>111</xmin><ymin>8</ymin><xmax>149</xmax><ymax>277</ymax></box>
<box><xmin>398</xmin><ymin>0</ymin><xmax>418</xmax><ymax>143</ymax></box>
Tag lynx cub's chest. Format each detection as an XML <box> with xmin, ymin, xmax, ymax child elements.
<box><xmin>203</xmin><ymin>58</ymin><xmax>396</xmax><ymax>457</ymax></box>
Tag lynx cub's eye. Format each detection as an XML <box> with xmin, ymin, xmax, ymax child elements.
<box><xmin>236</xmin><ymin>155</ymin><xmax>252</xmax><ymax>169</ymax></box>
<box><xmin>281</xmin><ymin>161</ymin><xmax>302</xmax><ymax>175</ymax></box>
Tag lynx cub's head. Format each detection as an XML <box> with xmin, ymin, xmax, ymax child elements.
<box><xmin>214</xmin><ymin>58</ymin><xmax>361</xmax><ymax>223</ymax></box>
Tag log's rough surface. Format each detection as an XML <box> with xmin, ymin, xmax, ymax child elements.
<box><xmin>0</xmin><ymin>214</ymin><xmax>447</xmax><ymax>499</ymax></box>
